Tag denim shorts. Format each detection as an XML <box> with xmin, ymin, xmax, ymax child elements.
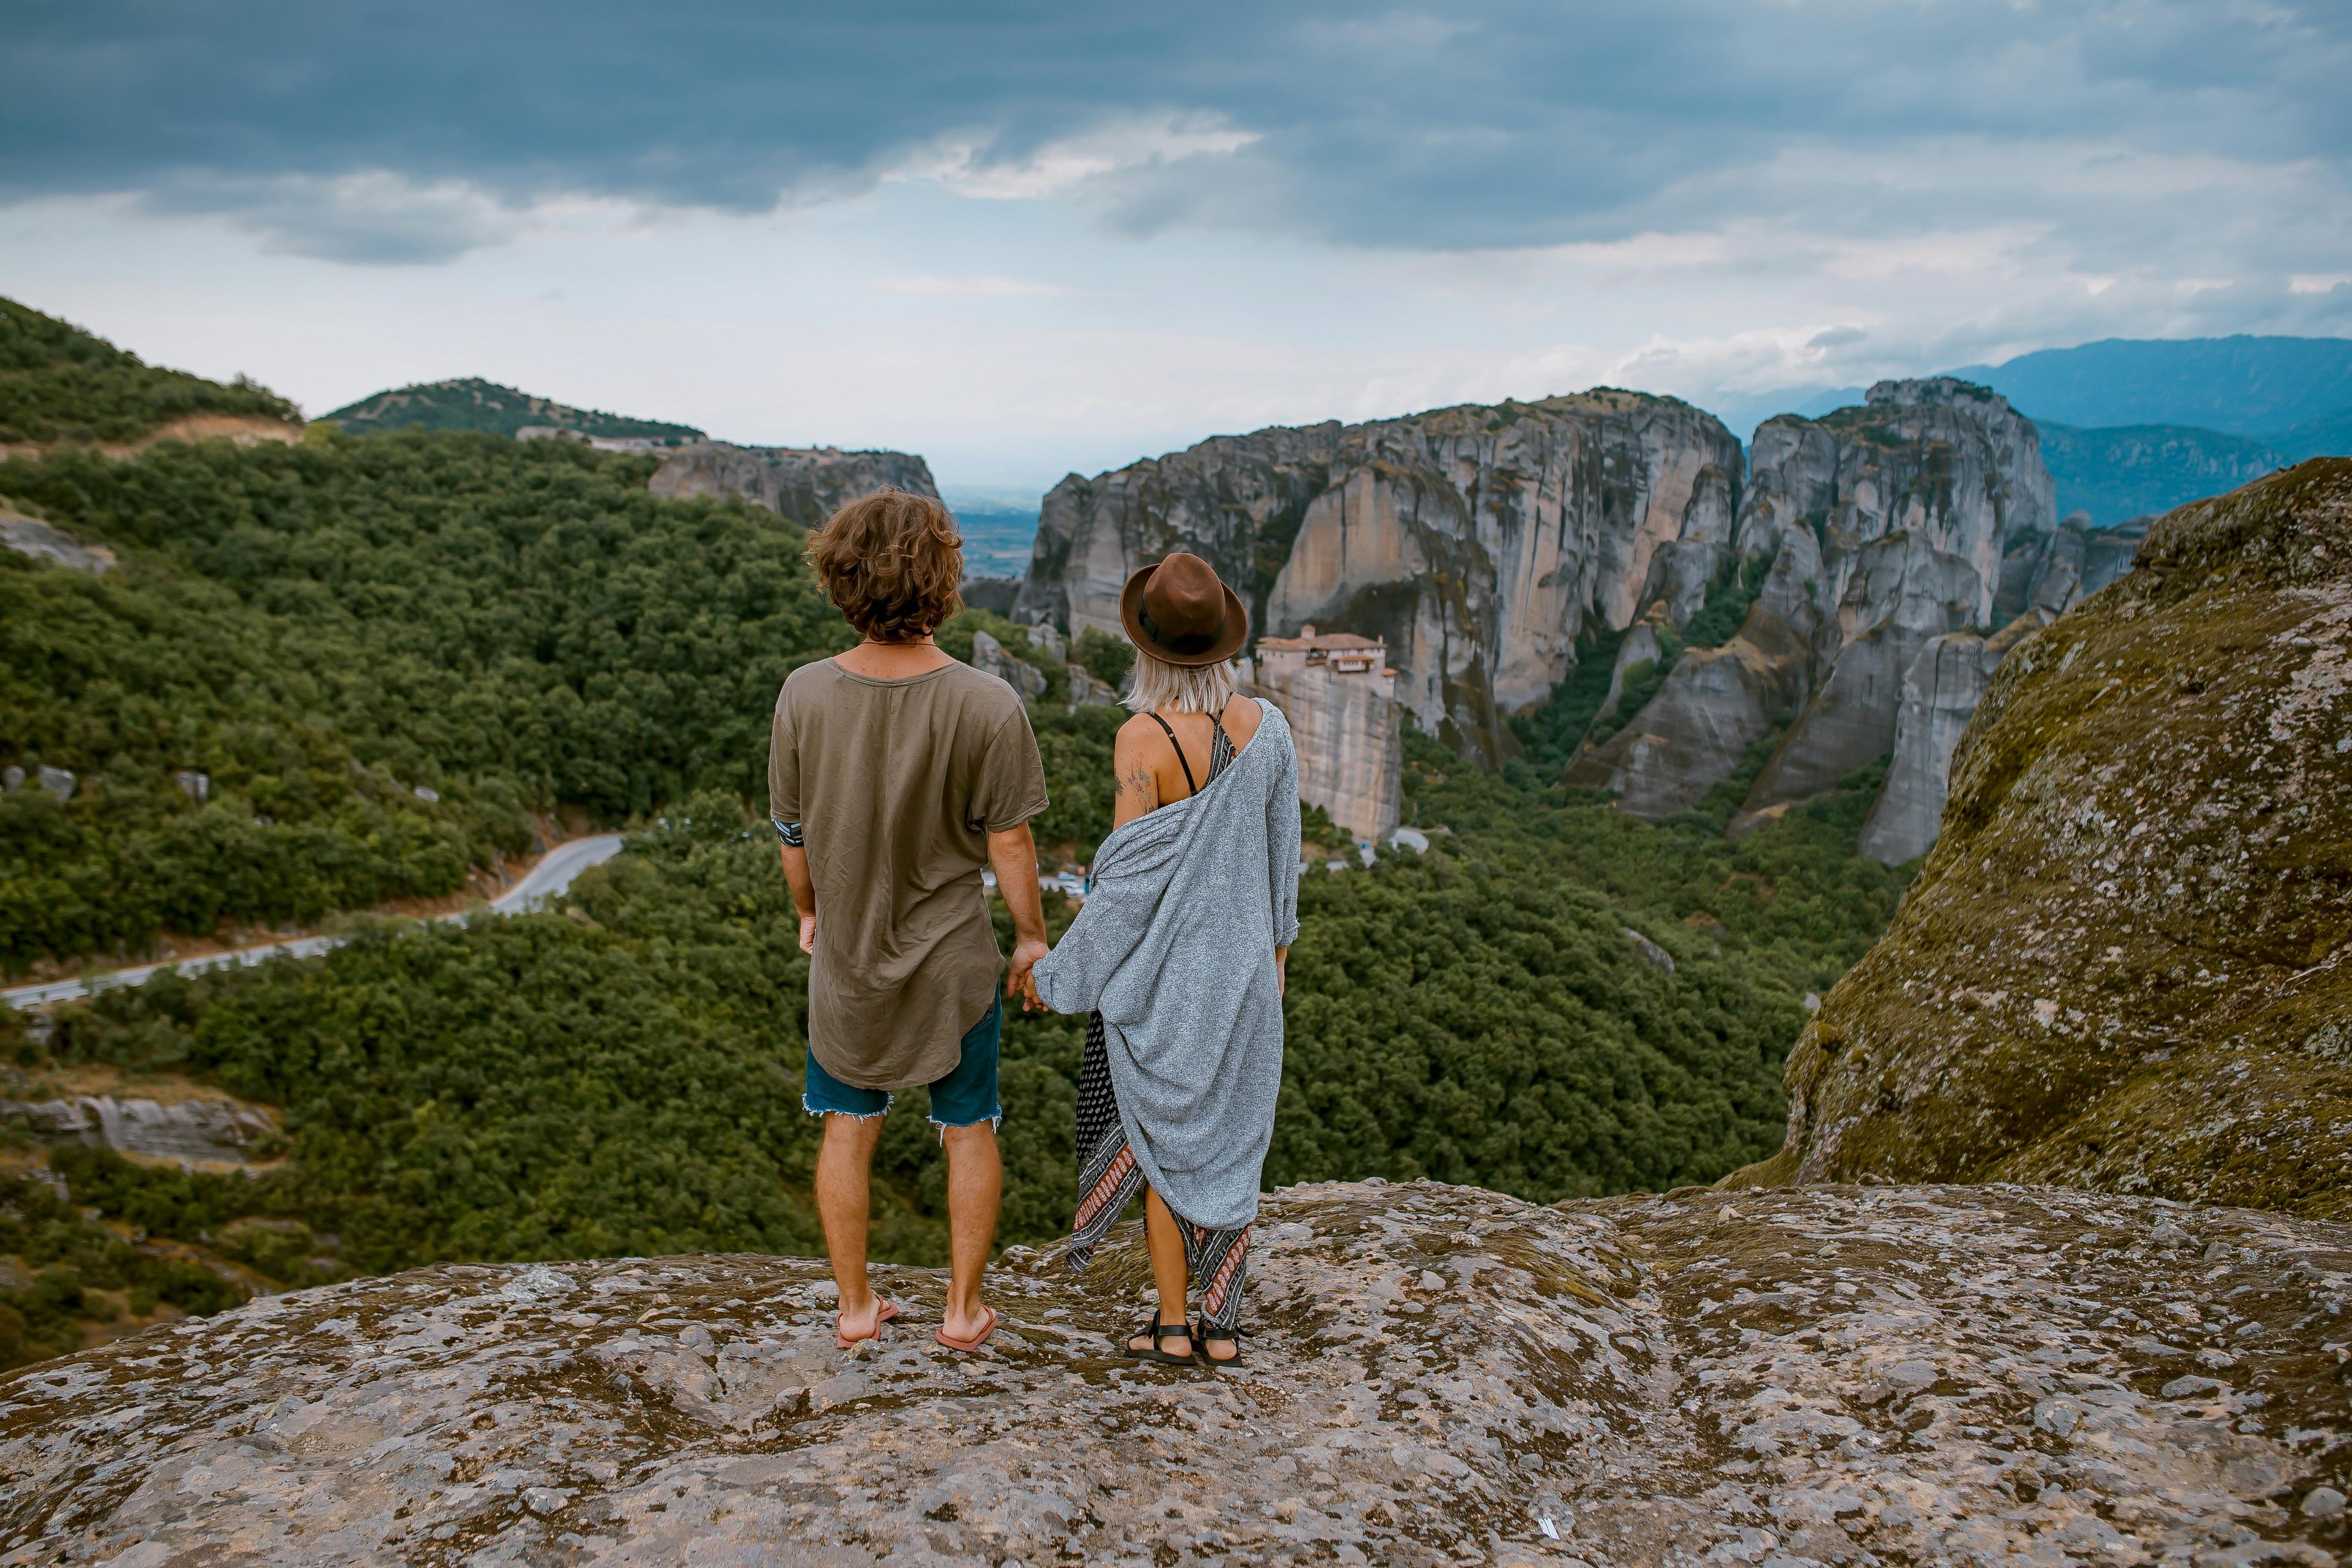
<box><xmin>802</xmin><ymin>995</ymin><xmax>1003</xmax><ymax>1129</ymax></box>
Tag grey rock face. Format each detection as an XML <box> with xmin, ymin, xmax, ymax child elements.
<box><xmin>648</xmin><ymin>442</ymin><xmax>938</xmax><ymax>528</ymax></box>
<box><xmin>1854</xmin><ymin>613</ymin><xmax>2048</xmax><ymax>865</ymax></box>
<box><xmin>969</xmin><ymin>630</ymin><xmax>1046</xmax><ymax>704</ymax></box>
<box><xmin>32</xmin><ymin>767</ymin><xmax>73</xmax><ymax>804</ymax></box>
<box><xmin>1014</xmin><ymin>393</ymin><xmax>1743</xmax><ymax>766</ymax></box>
<box><xmin>4</xmin><ymin>1182</ymin><xmax>2347</xmax><ymax>1566</ymax></box>
<box><xmin>1065</xmin><ymin>663</ymin><xmax>1120</xmax><ymax>707</ymax></box>
<box><xmin>1575</xmin><ymin>379</ymin><xmax>2058</xmax><ymax>842</ymax></box>
<box><xmin>1566</xmin><ymin>530</ymin><xmax>1825</xmax><ymax>816</ymax></box>
<box><xmin>0</xmin><ymin>513</ymin><xmax>114</xmax><ymax>574</ymax></box>
<box><xmin>0</xmin><ymin>1093</ymin><xmax>281</xmax><ymax>1167</ymax></box>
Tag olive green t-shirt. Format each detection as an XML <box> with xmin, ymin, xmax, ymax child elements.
<box><xmin>768</xmin><ymin>658</ymin><xmax>1049</xmax><ymax>1090</ymax></box>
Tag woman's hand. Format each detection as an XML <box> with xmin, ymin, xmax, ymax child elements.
<box><xmin>1275</xmin><ymin>944</ymin><xmax>1289</xmax><ymax>998</ymax></box>
<box><xmin>1008</xmin><ymin>937</ymin><xmax>1051</xmax><ymax>1012</ymax></box>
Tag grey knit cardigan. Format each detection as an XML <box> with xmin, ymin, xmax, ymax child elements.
<box><xmin>1031</xmin><ymin>699</ymin><xmax>1302</xmax><ymax>1232</ymax></box>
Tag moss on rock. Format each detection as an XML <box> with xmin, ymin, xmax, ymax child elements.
<box><xmin>1725</xmin><ymin>458</ymin><xmax>2352</xmax><ymax>1215</ymax></box>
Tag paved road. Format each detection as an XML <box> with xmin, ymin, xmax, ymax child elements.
<box><xmin>1</xmin><ymin>835</ymin><xmax>627</xmax><ymax>1012</ymax></box>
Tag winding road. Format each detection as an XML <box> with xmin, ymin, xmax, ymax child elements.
<box><xmin>1</xmin><ymin>835</ymin><xmax>626</xmax><ymax>1012</ymax></box>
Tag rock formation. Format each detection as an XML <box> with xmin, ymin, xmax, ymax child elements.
<box><xmin>968</xmin><ymin>630</ymin><xmax>1046</xmax><ymax>704</ymax></box>
<box><xmin>1</xmin><ymin>511</ymin><xmax>115</xmax><ymax>574</ymax></box>
<box><xmin>0</xmin><ymin>1092</ymin><xmax>279</xmax><ymax>1168</ymax></box>
<box><xmin>1572</xmin><ymin>380</ymin><xmax>2056</xmax><ymax>829</ymax></box>
<box><xmin>1733</xmin><ymin>459</ymin><xmax>2352</xmax><ymax>1217</ymax></box>
<box><xmin>1016</xmin><ymin>393</ymin><xmax>1744</xmax><ymax>766</ymax></box>
<box><xmin>649</xmin><ymin>442</ymin><xmax>937</xmax><ymax>529</ymax></box>
<box><xmin>1245</xmin><ymin>631</ymin><xmax>1403</xmax><ymax>842</ymax></box>
<box><xmin>6</xmin><ymin>1180</ymin><xmax>2348</xmax><ymax>1565</ymax></box>
<box><xmin>1852</xmin><ymin>613</ymin><xmax>2047</xmax><ymax>865</ymax></box>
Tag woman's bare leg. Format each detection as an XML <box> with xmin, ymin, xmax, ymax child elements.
<box><xmin>1127</xmin><ymin>1186</ymin><xmax>1193</xmax><ymax>1357</ymax></box>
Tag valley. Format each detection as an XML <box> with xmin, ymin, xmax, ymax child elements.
<box><xmin>1</xmin><ymin>295</ymin><xmax>2346</xmax><ymax>1418</ymax></box>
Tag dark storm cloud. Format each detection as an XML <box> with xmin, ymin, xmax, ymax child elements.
<box><xmin>6</xmin><ymin>1</ymin><xmax>2347</xmax><ymax>263</ymax></box>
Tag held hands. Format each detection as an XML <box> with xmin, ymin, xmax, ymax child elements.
<box><xmin>1006</xmin><ymin>937</ymin><xmax>1051</xmax><ymax>1013</ymax></box>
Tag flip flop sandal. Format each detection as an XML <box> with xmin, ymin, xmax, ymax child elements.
<box><xmin>835</xmin><ymin>1297</ymin><xmax>900</xmax><ymax>1349</ymax></box>
<box><xmin>1194</xmin><ymin>1319</ymin><xmax>1245</xmax><ymax>1368</ymax></box>
<box><xmin>935</xmin><ymin>1305</ymin><xmax>999</xmax><ymax>1354</ymax></box>
<box><xmin>1121</xmin><ymin>1317</ymin><xmax>1197</xmax><ymax>1366</ymax></box>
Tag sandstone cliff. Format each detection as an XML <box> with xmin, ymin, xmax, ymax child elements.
<box><xmin>1733</xmin><ymin>459</ymin><xmax>2352</xmax><ymax>1216</ymax></box>
<box><xmin>1570</xmin><ymin>380</ymin><xmax>2056</xmax><ymax>827</ymax></box>
<box><xmin>6</xmin><ymin>1180</ymin><xmax>2349</xmax><ymax>1565</ymax></box>
<box><xmin>649</xmin><ymin>442</ymin><xmax>937</xmax><ymax>527</ymax></box>
<box><xmin>1015</xmin><ymin>393</ymin><xmax>1743</xmax><ymax>766</ymax></box>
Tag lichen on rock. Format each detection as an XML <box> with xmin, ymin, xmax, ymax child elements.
<box><xmin>4</xmin><ymin>1180</ymin><xmax>2350</xmax><ymax>1564</ymax></box>
<box><xmin>1734</xmin><ymin>458</ymin><xmax>2352</xmax><ymax>1218</ymax></box>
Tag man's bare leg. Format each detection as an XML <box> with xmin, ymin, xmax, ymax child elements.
<box><xmin>816</xmin><ymin>1112</ymin><xmax>888</xmax><ymax>1338</ymax></box>
<box><xmin>940</xmin><ymin>1121</ymin><xmax>1002</xmax><ymax>1343</ymax></box>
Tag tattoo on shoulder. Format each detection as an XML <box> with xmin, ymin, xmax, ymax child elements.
<box><xmin>1117</xmin><ymin>763</ymin><xmax>1156</xmax><ymax>803</ymax></box>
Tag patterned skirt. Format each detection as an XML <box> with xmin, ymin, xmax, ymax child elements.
<box><xmin>1067</xmin><ymin>1011</ymin><xmax>1254</xmax><ymax>1329</ymax></box>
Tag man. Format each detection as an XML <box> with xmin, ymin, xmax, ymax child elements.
<box><xmin>769</xmin><ymin>487</ymin><xmax>1051</xmax><ymax>1353</ymax></box>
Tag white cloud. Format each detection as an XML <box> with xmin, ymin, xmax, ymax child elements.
<box><xmin>889</xmin><ymin>115</ymin><xmax>1259</xmax><ymax>203</ymax></box>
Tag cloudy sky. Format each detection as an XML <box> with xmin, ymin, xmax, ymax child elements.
<box><xmin>6</xmin><ymin>1</ymin><xmax>2349</xmax><ymax>489</ymax></box>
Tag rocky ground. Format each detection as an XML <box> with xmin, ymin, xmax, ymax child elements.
<box><xmin>5</xmin><ymin>1179</ymin><xmax>2351</xmax><ymax>1566</ymax></box>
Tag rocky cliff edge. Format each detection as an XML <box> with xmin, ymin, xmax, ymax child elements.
<box><xmin>6</xmin><ymin>1180</ymin><xmax>2350</xmax><ymax>1565</ymax></box>
<box><xmin>1733</xmin><ymin>458</ymin><xmax>2352</xmax><ymax>1216</ymax></box>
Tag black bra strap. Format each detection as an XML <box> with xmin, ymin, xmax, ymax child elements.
<box><xmin>1145</xmin><ymin>711</ymin><xmax>1200</xmax><ymax>798</ymax></box>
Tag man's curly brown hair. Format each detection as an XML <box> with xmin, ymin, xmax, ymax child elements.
<box><xmin>806</xmin><ymin>487</ymin><xmax>965</xmax><ymax>643</ymax></box>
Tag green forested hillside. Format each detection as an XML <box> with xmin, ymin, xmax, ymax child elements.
<box><xmin>325</xmin><ymin>377</ymin><xmax>702</xmax><ymax>442</ymax></box>
<box><xmin>0</xmin><ymin>298</ymin><xmax>298</xmax><ymax>446</ymax></box>
<box><xmin>1</xmin><ymin>430</ymin><xmax>846</xmax><ymax>967</ymax></box>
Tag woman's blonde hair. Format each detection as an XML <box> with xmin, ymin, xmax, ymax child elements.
<box><xmin>1124</xmin><ymin>649</ymin><xmax>1237</xmax><ymax>715</ymax></box>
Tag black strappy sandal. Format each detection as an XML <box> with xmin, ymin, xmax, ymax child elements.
<box><xmin>1194</xmin><ymin>1319</ymin><xmax>1244</xmax><ymax>1368</ymax></box>
<box><xmin>1122</xmin><ymin>1317</ymin><xmax>1199</xmax><ymax>1366</ymax></box>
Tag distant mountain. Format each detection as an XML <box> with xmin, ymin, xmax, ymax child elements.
<box><xmin>325</xmin><ymin>377</ymin><xmax>703</xmax><ymax>443</ymax></box>
<box><xmin>1</xmin><ymin>296</ymin><xmax>298</xmax><ymax>447</ymax></box>
<box><xmin>2037</xmin><ymin>422</ymin><xmax>2286</xmax><ymax>529</ymax></box>
<box><xmin>1942</xmin><ymin>336</ymin><xmax>2352</xmax><ymax>438</ymax></box>
<box><xmin>2274</xmin><ymin>407</ymin><xmax>2352</xmax><ymax>464</ymax></box>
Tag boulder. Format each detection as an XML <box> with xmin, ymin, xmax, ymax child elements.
<box><xmin>4</xmin><ymin>1181</ymin><xmax>2348</xmax><ymax>1565</ymax></box>
<box><xmin>1014</xmin><ymin>393</ymin><xmax>1743</xmax><ymax>767</ymax></box>
<box><xmin>1733</xmin><ymin>459</ymin><xmax>2352</xmax><ymax>1218</ymax></box>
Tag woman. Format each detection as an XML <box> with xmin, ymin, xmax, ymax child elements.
<box><xmin>1030</xmin><ymin>551</ymin><xmax>1301</xmax><ymax>1366</ymax></box>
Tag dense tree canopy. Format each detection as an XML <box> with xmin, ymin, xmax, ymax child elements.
<box><xmin>0</xmin><ymin>298</ymin><xmax>298</xmax><ymax>446</ymax></box>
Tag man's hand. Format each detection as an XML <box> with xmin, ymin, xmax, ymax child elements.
<box><xmin>1007</xmin><ymin>937</ymin><xmax>1050</xmax><ymax>1012</ymax></box>
<box><xmin>986</xmin><ymin>823</ymin><xmax>1053</xmax><ymax>1012</ymax></box>
<box><xmin>779</xmin><ymin>843</ymin><xmax>818</xmax><ymax>956</ymax></box>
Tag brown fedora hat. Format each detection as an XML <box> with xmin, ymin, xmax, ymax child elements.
<box><xmin>1118</xmin><ymin>552</ymin><xmax>1249</xmax><ymax>668</ymax></box>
